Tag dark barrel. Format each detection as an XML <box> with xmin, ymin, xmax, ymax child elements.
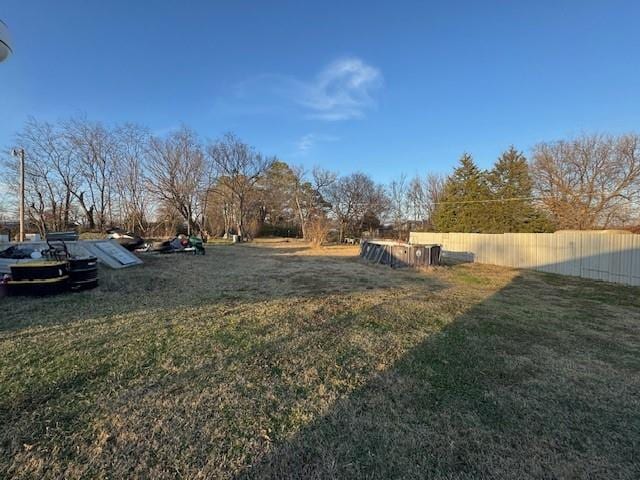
<box><xmin>69</xmin><ymin>256</ymin><xmax>99</xmax><ymax>290</ymax></box>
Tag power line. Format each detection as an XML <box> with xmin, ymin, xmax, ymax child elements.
<box><xmin>432</xmin><ymin>195</ymin><xmax>640</xmax><ymax>207</ymax></box>
<box><xmin>432</xmin><ymin>196</ymin><xmax>538</xmax><ymax>206</ymax></box>
<box><xmin>343</xmin><ymin>194</ymin><xmax>640</xmax><ymax>208</ymax></box>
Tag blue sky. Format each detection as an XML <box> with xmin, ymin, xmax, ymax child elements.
<box><xmin>1</xmin><ymin>1</ymin><xmax>639</xmax><ymax>182</ymax></box>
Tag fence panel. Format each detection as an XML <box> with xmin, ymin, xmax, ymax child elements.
<box><xmin>409</xmin><ymin>231</ymin><xmax>640</xmax><ymax>286</ymax></box>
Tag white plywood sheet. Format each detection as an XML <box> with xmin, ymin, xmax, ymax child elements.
<box><xmin>83</xmin><ymin>240</ymin><xmax>142</xmax><ymax>268</ymax></box>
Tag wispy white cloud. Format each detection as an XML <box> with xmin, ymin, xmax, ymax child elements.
<box><xmin>296</xmin><ymin>134</ymin><xmax>316</xmax><ymax>153</ymax></box>
<box><xmin>230</xmin><ymin>57</ymin><xmax>382</xmax><ymax>121</ymax></box>
<box><xmin>298</xmin><ymin>58</ymin><xmax>382</xmax><ymax>120</ymax></box>
<box><xmin>295</xmin><ymin>133</ymin><xmax>340</xmax><ymax>155</ymax></box>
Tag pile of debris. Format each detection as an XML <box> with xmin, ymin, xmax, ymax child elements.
<box><xmin>1</xmin><ymin>240</ymin><xmax>100</xmax><ymax>296</ymax></box>
<box><xmin>106</xmin><ymin>229</ymin><xmax>205</xmax><ymax>255</ymax></box>
<box><xmin>145</xmin><ymin>234</ymin><xmax>205</xmax><ymax>255</ymax></box>
<box><xmin>0</xmin><ymin>227</ymin><xmax>212</xmax><ymax>297</ymax></box>
<box><xmin>0</xmin><ymin>238</ymin><xmax>142</xmax><ymax>275</ymax></box>
<box><xmin>0</xmin><ymin>231</ymin><xmax>145</xmax><ymax>296</ymax></box>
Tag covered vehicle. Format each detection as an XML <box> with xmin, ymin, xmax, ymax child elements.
<box><xmin>107</xmin><ymin>228</ymin><xmax>145</xmax><ymax>251</ymax></box>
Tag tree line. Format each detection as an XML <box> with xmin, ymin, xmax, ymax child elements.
<box><xmin>431</xmin><ymin>134</ymin><xmax>640</xmax><ymax>233</ymax></box>
<box><xmin>2</xmin><ymin>117</ymin><xmax>639</xmax><ymax>241</ymax></box>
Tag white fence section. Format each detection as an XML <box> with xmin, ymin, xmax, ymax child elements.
<box><xmin>409</xmin><ymin>231</ymin><xmax>640</xmax><ymax>286</ymax></box>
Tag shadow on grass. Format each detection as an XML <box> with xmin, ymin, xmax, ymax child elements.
<box><xmin>2</xmin><ymin>241</ymin><xmax>639</xmax><ymax>478</ymax></box>
<box><xmin>235</xmin><ymin>273</ymin><xmax>640</xmax><ymax>480</ymax></box>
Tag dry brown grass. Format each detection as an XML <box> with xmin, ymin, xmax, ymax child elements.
<box><xmin>1</xmin><ymin>240</ymin><xmax>639</xmax><ymax>479</ymax></box>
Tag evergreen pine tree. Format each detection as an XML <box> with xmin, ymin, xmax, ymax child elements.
<box><xmin>487</xmin><ymin>147</ymin><xmax>551</xmax><ymax>232</ymax></box>
<box><xmin>433</xmin><ymin>154</ymin><xmax>491</xmax><ymax>232</ymax></box>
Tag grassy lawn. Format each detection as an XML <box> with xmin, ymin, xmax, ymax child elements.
<box><xmin>1</xmin><ymin>239</ymin><xmax>639</xmax><ymax>479</ymax></box>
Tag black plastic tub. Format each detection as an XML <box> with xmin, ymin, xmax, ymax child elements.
<box><xmin>10</xmin><ymin>261</ymin><xmax>69</xmax><ymax>281</ymax></box>
<box><xmin>69</xmin><ymin>268</ymin><xmax>98</xmax><ymax>282</ymax></box>
<box><xmin>69</xmin><ymin>257</ymin><xmax>99</xmax><ymax>290</ymax></box>
<box><xmin>68</xmin><ymin>257</ymin><xmax>97</xmax><ymax>270</ymax></box>
<box><xmin>7</xmin><ymin>276</ymin><xmax>70</xmax><ymax>296</ymax></box>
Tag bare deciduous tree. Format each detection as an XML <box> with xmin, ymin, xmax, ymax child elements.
<box><xmin>146</xmin><ymin>127</ymin><xmax>207</xmax><ymax>234</ymax></box>
<box><xmin>424</xmin><ymin>173</ymin><xmax>446</xmax><ymax>229</ymax></box>
<box><xmin>326</xmin><ymin>172</ymin><xmax>388</xmax><ymax>241</ymax></box>
<box><xmin>112</xmin><ymin>123</ymin><xmax>150</xmax><ymax>233</ymax></box>
<box><xmin>207</xmin><ymin>133</ymin><xmax>274</xmax><ymax>239</ymax></box>
<box><xmin>389</xmin><ymin>174</ymin><xmax>408</xmax><ymax>239</ymax></box>
<box><xmin>532</xmin><ymin>134</ymin><xmax>640</xmax><ymax>229</ymax></box>
<box><xmin>289</xmin><ymin>166</ymin><xmax>336</xmax><ymax>240</ymax></box>
<box><xmin>5</xmin><ymin>118</ymin><xmax>79</xmax><ymax>234</ymax></box>
<box><xmin>65</xmin><ymin>118</ymin><xmax>117</xmax><ymax>230</ymax></box>
<box><xmin>407</xmin><ymin>175</ymin><xmax>426</xmax><ymax>228</ymax></box>
<box><xmin>406</xmin><ymin>172</ymin><xmax>445</xmax><ymax>231</ymax></box>
<box><xmin>305</xmin><ymin>214</ymin><xmax>332</xmax><ymax>246</ymax></box>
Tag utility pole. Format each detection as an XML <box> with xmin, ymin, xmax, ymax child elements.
<box><xmin>12</xmin><ymin>148</ymin><xmax>25</xmax><ymax>242</ymax></box>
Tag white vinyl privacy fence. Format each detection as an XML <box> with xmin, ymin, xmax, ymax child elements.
<box><xmin>409</xmin><ymin>231</ymin><xmax>640</xmax><ymax>286</ymax></box>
